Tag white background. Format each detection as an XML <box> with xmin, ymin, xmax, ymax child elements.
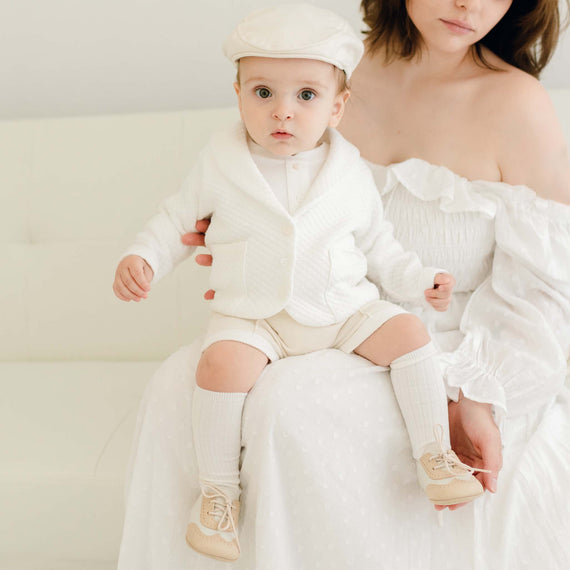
<box><xmin>1</xmin><ymin>0</ymin><xmax>569</xmax><ymax>120</ymax></box>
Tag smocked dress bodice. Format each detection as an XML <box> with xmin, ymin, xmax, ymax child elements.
<box><xmin>382</xmin><ymin>181</ymin><xmax>495</xmax><ymax>294</ymax></box>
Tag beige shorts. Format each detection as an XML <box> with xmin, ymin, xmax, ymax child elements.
<box><xmin>201</xmin><ymin>299</ymin><xmax>407</xmax><ymax>362</ymax></box>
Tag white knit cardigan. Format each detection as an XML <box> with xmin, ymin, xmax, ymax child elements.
<box><xmin>125</xmin><ymin>122</ymin><xmax>439</xmax><ymax>326</ymax></box>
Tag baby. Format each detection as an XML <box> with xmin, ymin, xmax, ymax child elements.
<box><xmin>113</xmin><ymin>4</ymin><xmax>484</xmax><ymax>562</ymax></box>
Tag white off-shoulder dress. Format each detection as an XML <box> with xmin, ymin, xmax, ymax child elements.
<box><xmin>117</xmin><ymin>159</ymin><xmax>570</xmax><ymax>570</ymax></box>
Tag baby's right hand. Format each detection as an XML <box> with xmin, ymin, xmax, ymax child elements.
<box><xmin>113</xmin><ymin>255</ymin><xmax>154</xmax><ymax>302</ymax></box>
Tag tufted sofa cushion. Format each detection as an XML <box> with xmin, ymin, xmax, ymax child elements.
<box><xmin>0</xmin><ymin>107</ymin><xmax>239</xmax><ymax>362</ymax></box>
<box><xmin>0</xmin><ymin>106</ymin><xmax>241</xmax><ymax>568</ymax></box>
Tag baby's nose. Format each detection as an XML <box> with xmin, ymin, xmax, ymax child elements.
<box><xmin>272</xmin><ymin>102</ymin><xmax>293</xmax><ymax>121</ymax></box>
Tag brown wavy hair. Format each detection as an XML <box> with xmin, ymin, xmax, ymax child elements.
<box><xmin>361</xmin><ymin>0</ymin><xmax>569</xmax><ymax>77</ymax></box>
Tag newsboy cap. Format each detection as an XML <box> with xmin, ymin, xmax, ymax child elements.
<box><xmin>223</xmin><ymin>4</ymin><xmax>364</xmax><ymax>79</ymax></box>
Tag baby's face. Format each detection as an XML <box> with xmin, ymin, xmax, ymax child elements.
<box><xmin>234</xmin><ymin>57</ymin><xmax>349</xmax><ymax>156</ymax></box>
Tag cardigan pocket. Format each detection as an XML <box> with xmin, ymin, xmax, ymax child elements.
<box><xmin>328</xmin><ymin>242</ymin><xmax>368</xmax><ymax>288</ymax></box>
<box><xmin>326</xmin><ymin>242</ymin><xmax>369</xmax><ymax>320</ymax></box>
<box><xmin>208</xmin><ymin>241</ymin><xmax>248</xmax><ymax>308</ymax></box>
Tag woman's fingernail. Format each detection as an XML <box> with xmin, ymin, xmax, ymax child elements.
<box><xmin>489</xmin><ymin>478</ymin><xmax>498</xmax><ymax>493</ymax></box>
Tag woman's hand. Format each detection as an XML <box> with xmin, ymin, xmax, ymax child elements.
<box><xmin>425</xmin><ymin>272</ymin><xmax>455</xmax><ymax>312</ymax></box>
<box><xmin>113</xmin><ymin>255</ymin><xmax>154</xmax><ymax>302</ymax></box>
<box><xmin>181</xmin><ymin>219</ymin><xmax>215</xmax><ymax>300</ymax></box>
<box><xmin>435</xmin><ymin>392</ymin><xmax>503</xmax><ymax>511</ymax></box>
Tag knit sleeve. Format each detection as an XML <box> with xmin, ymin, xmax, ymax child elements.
<box><xmin>123</xmin><ymin>156</ymin><xmax>210</xmax><ymax>282</ymax></box>
<box><xmin>442</xmin><ymin>186</ymin><xmax>570</xmax><ymax>417</ymax></box>
<box><xmin>356</xmin><ymin>168</ymin><xmax>442</xmax><ymax>305</ymax></box>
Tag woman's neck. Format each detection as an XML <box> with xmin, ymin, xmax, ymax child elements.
<box><xmin>404</xmin><ymin>51</ymin><xmax>478</xmax><ymax>84</ymax></box>
<box><xmin>369</xmin><ymin>42</ymin><xmax>480</xmax><ymax>86</ymax></box>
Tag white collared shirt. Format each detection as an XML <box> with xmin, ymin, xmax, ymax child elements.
<box><xmin>248</xmin><ymin>138</ymin><xmax>329</xmax><ymax>214</ymax></box>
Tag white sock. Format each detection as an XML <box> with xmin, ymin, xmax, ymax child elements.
<box><xmin>389</xmin><ymin>342</ymin><xmax>450</xmax><ymax>459</ymax></box>
<box><xmin>192</xmin><ymin>386</ymin><xmax>247</xmax><ymax>501</ymax></box>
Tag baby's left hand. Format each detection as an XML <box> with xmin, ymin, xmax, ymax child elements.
<box><xmin>425</xmin><ymin>272</ymin><xmax>455</xmax><ymax>312</ymax></box>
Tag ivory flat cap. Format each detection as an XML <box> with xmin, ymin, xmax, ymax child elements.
<box><xmin>223</xmin><ymin>4</ymin><xmax>364</xmax><ymax>79</ymax></box>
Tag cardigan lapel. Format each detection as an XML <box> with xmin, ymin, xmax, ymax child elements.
<box><xmin>210</xmin><ymin>122</ymin><xmax>289</xmax><ymax>217</ymax></box>
<box><xmin>209</xmin><ymin>123</ymin><xmax>361</xmax><ymax>219</ymax></box>
<box><xmin>294</xmin><ymin>128</ymin><xmax>361</xmax><ymax>217</ymax></box>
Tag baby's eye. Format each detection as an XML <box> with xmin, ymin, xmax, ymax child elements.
<box><xmin>298</xmin><ymin>90</ymin><xmax>315</xmax><ymax>101</ymax></box>
<box><xmin>255</xmin><ymin>87</ymin><xmax>272</xmax><ymax>99</ymax></box>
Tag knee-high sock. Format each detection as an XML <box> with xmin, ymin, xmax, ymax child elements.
<box><xmin>389</xmin><ymin>342</ymin><xmax>450</xmax><ymax>459</ymax></box>
<box><xmin>192</xmin><ymin>386</ymin><xmax>247</xmax><ymax>501</ymax></box>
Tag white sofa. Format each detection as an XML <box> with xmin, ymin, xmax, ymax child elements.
<box><xmin>0</xmin><ymin>107</ymin><xmax>240</xmax><ymax>570</ymax></box>
<box><xmin>1</xmin><ymin>91</ymin><xmax>569</xmax><ymax>570</ymax></box>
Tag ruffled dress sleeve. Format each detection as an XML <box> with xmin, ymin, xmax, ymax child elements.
<box><xmin>442</xmin><ymin>184</ymin><xmax>570</xmax><ymax>417</ymax></box>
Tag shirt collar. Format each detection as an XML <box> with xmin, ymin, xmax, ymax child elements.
<box><xmin>247</xmin><ymin>136</ymin><xmax>330</xmax><ymax>163</ymax></box>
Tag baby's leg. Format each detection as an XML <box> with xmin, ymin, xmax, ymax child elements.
<box><xmin>354</xmin><ymin>314</ymin><xmax>449</xmax><ymax>458</ymax></box>
<box><xmin>193</xmin><ymin>340</ymin><xmax>269</xmax><ymax>499</ymax></box>
<box><xmin>187</xmin><ymin>341</ymin><xmax>269</xmax><ymax>561</ymax></box>
<box><xmin>355</xmin><ymin>315</ymin><xmax>484</xmax><ymax>506</ymax></box>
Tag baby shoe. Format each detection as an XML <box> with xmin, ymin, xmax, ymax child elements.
<box><xmin>185</xmin><ymin>485</ymin><xmax>241</xmax><ymax>562</ymax></box>
<box><xmin>417</xmin><ymin>426</ymin><xmax>488</xmax><ymax>506</ymax></box>
<box><xmin>417</xmin><ymin>448</ymin><xmax>484</xmax><ymax>505</ymax></box>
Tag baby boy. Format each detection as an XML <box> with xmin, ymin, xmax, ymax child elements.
<box><xmin>113</xmin><ymin>4</ymin><xmax>484</xmax><ymax>562</ymax></box>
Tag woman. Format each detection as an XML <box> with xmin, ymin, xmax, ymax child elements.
<box><xmin>117</xmin><ymin>1</ymin><xmax>570</xmax><ymax>568</ymax></box>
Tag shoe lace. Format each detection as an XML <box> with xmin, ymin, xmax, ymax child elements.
<box><xmin>202</xmin><ymin>484</ymin><xmax>241</xmax><ymax>553</ymax></box>
<box><xmin>430</xmin><ymin>424</ymin><xmax>491</xmax><ymax>476</ymax></box>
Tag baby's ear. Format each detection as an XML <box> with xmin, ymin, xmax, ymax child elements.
<box><xmin>233</xmin><ymin>82</ymin><xmax>244</xmax><ymax>119</ymax></box>
<box><xmin>329</xmin><ymin>89</ymin><xmax>350</xmax><ymax>128</ymax></box>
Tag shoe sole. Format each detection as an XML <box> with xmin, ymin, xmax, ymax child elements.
<box><xmin>185</xmin><ymin>534</ymin><xmax>240</xmax><ymax>563</ymax></box>
<box><xmin>430</xmin><ymin>491</ymin><xmax>483</xmax><ymax>506</ymax></box>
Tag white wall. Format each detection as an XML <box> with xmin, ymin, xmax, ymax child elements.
<box><xmin>0</xmin><ymin>0</ymin><xmax>568</xmax><ymax>120</ymax></box>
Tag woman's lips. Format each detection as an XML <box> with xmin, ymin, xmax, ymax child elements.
<box><xmin>440</xmin><ymin>18</ymin><xmax>474</xmax><ymax>34</ymax></box>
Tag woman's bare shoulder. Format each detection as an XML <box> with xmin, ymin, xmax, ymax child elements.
<box><xmin>469</xmin><ymin>50</ymin><xmax>542</xmax><ymax>105</ymax></box>
<box><xmin>478</xmin><ymin>61</ymin><xmax>570</xmax><ymax>203</ymax></box>
<box><xmin>486</xmin><ymin>65</ymin><xmax>547</xmax><ymax>107</ymax></box>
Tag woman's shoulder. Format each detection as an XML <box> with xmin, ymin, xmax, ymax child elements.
<box><xmin>474</xmin><ymin>55</ymin><xmax>570</xmax><ymax>204</ymax></box>
<box><xmin>470</xmin><ymin>49</ymin><xmax>546</xmax><ymax>109</ymax></box>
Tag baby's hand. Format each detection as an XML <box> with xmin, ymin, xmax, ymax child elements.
<box><xmin>424</xmin><ymin>272</ymin><xmax>455</xmax><ymax>312</ymax></box>
<box><xmin>113</xmin><ymin>255</ymin><xmax>154</xmax><ymax>302</ymax></box>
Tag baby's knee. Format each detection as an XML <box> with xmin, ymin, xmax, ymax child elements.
<box><xmin>196</xmin><ymin>341</ymin><xmax>268</xmax><ymax>392</ymax></box>
<box><xmin>390</xmin><ymin>313</ymin><xmax>431</xmax><ymax>352</ymax></box>
<box><xmin>196</xmin><ymin>346</ymin><xmax>223</xmax><ymax>384</ymax></box>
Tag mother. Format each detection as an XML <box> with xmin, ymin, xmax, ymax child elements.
<box><xmin>117</xmin><ymin>1</ymin><xmax>570</xmax><ymax>568</ymax></box>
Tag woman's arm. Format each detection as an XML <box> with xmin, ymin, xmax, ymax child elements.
<box><xmin>444</xmin><ymin>187</ymin><xmax>570</xmax><ymax>417</ymax></box>
<box><xmin>441</xmin><ymin>72</ymin><xmax>570</xmax><ymax>417</ymax></box>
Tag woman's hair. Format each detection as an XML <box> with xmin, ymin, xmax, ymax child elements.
<box><xmin>361</xmin><ymin>0</ymin><xmax>569</xmax><ymax>77</ymax></box>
